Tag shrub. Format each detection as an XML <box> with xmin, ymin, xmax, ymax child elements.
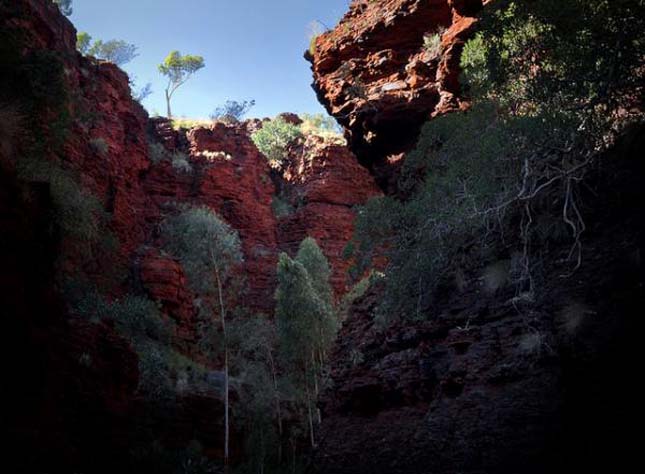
<box><xmin>171</xmin><ymin>152</ymin><xmax>192</xmax><ymax>173</ymax></box>
<box><xmin>87</xmin><ymin>39</ymin><xmax>138</xmax><ymax>66</ymax></box>
<box><xmin>338</xmin><ymin>271</ymin><xmax>381</xmax><ymax>321</ymax></box>
<box><xmin>171</xmin><ymin>117</ymin><xmax>211</xmax><ymax>130</ymax></box>
<box><xmin>148</xmin><ymin>141</ymin><xmax>167</xmax><ymax>163</ymax></box>
<box><xmin>251</xmin><ymin>117</ymin><xmax>303</xmax><ymax>167</ymax></box>
<box><xmin>210</xmin><ymin>99</ymin><xmax>255</xmax><ymax>123</ymax></box>
<box><xmin>17</xmin><ymin>158</ymin><xmax>104</xmax><ymax>243</ymax></box>
<box><xmin>271</xmin><ymin>195</ymin><xmax>294</xmax><ymax>218</ymax></box>
<box><xmin>309</xmin><ymin>34</ymin><xmax>319</xmax><ymax>57</ymax></box>
<box><xmin>300</xmin><ymin>113</ymin><xmax>345</xmax><ymax>143</ymax></box>
<box><xmin>423</xmin><ymin>27</ymin><xmax>445</xmax><ymax>57</ymax></box>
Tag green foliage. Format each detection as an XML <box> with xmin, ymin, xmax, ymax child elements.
<box><xmin>52</xmin><ymin>0</ymin><xmax>72</xmax><ymax>16</ymax></box>
<box><xmin>147</xmin><ymin>140</ymin><xmax>193</xmax><ymax>172</ymax></box>
<box><xmin>300</xmin><ymin>113</ymin><xmax>341</xmax><ymax>134</ymax></box>
<box><xmin>76</xmin><ymin>32</ymin><xmax>91</xmax><ymax>54</ymax></box>
<box><xmin>309</xmin><ymin>34</ymin><xmax>319</xmax><ymax>57</ymax></box>
<box><xmin>460</xmin><ymin>0</ymin><xmax>645</xmax><ymax>119</ymax></box>
<box><xmin>277</xmin><ymin>238</ymin><xmax>338</xmax><ymax>369</ymax></box>
<box><xmin>271</xmin><ymin>195</ymin><xmax>294</xmax><ymax>218</ymax></box>
<box><xmin>148</xmin><ymin>141</ymin><xmax>167</xmax><ymax>163</ymax></box>
<box><xmin>339</xmin><ymin>271</ymin><xmax>381</xmax><ymax>321</ymax></box>
<box><xmin>422</xmin><ymin>27</ymin><xmax>445</xmax><ymax>57</ymax></box>
<box><xmin>210</xmin><ymin>99</ymin><xmax>256</xmax><ymax>123</ymax></box>
<box><xmin>300</xmin><ymin>113</ymin><xmax>345</xmax><ymax>143</ymax></box>
<box><xmin>228</xmin><ymin>315</ymin><xmax>284</xmax><ymax>473</ymax></box>
<box><xmin>171</xmin><ymin>152</ymin><xmax>192</xmax><ymax>173</ymax></box>
<box><xmin>275</xmin><ymin>253</ymin><xmax>322</xmax><ymax>369</ymax></box>
<box><xmin>81</xmin><ymin>36</ymin><xmax>138</xmax><ymax>65</ymax></box>
<box><xmin>170</xmin><ymin>117</ymin><xmax>212</xmax><ymax>130</ymax></box>
<box><xmin>162</xmin><ymin>206</ymin><xmax>242</xmax><ymax>297</ymax></box>
<box><xmin>65</xmin><ymin>285</ymin><xmax>183</xmax><ymax>399</ymax></box>
<box><xmin>251</xmin><ymin>117</ymin><xmax>303</xmax><ymax>167</ymax></box>
<box><xmin>296</xmin><ymin>238</ymin><xmax>338</xmax><ymax>369</ymax></box>
<box><xmin>17</xmin><ymin>158</ymin><xmax>105</xmax><ymax>243</ymax></box>
<box><xmin>306</xmin><ymin>20</ymin><xmax>326</xmax><ymax>57</ymax></box>
<box><xmin>159</xmin><ymin>51</ymin><xmax>205</xmax><ymax>85</ymax></box>
<box><xmin>274</xmin><ymin>238</ymin><xmax>338</xmax><ymax>448</ymax></box>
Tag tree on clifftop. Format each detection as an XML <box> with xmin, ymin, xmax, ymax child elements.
<box><xmin>76</xmin><ymin>33</ymin><xmax>138</xmax><ymax>66</ymax></box>
<box><xmin>158</xmin><ymin>51</ymin><xmax>205</xmax><ymax>119</ymax></box>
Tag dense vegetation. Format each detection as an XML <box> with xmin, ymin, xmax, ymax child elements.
<box><xmin>348</xmin><ymin>0</ymin><xmax>645</xmax><ymax>325</ymax></box>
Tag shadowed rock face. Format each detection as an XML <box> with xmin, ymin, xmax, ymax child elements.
<box><xmin>312</xmin><ymin>128</ymin><xmax>644</xmax><ymax>474</ymax></box>
<box><xmin>307</xmin><ymin>0</ymin><xmax>485</xmax><ymax>188</ymax></box>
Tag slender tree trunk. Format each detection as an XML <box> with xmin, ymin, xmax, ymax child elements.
<box><xmin>304</xmin><ymin>366</ymin><xmax>315</xmax><ymax>448</ymax></box>
<box><xmin>267</xmin><ymin>350</ymin><xmax>283</xmax><ymax>463</ymax></box>
<box><xmin>215</xmin><ymin>270</ymin><xmax>229</xmax><ymax>467</ymax></box>
<box><xmin>165</xmin><ymin>88</ymin><xmax>172</xmax><ymax>118</ymax></box>
<box><xmin>224</xmin><ymin>349</ymin><xmax>229</xmax><ymax>466</ymax></box>
<box><xmin>312</xmin><ymin>350</ymin><xmax>319</xmax><ymax>396</ymax></box>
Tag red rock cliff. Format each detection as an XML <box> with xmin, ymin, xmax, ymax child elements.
<box><xmin>1</xmin><ymin>0</ymin><xmax>380</xmax><ymax>469</ymax></box>
<box><xmin>307</xmin><ymin>0</ymin><xmax>486</xmax><ymax>186</ymax></box>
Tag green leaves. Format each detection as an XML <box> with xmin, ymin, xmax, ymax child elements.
<box><xmin>275</xmin><ymin>238</ymin><xmax>338</xmax><ymax>370</ymax></box>
<box><xmin>161</xmin><ymin>206</ymin><xmax>242</xmax><ymax>296</ymax></box>
<box><xmin>76</xmin><ymin>33</ymin><xmax>138</xmax><ymax>66</ymax></box>
<box><xmin>158</xmin><ymin>50</ymin><xmax>205</xmax><ymax>85</ymax></box>
<box><xmin>251</xmin><ymin>116</ymin><xmax>303</xmax><ymax>167</ymax></box>
<box><xmin>76</xmin><ymin>32</ymin><xmax>91</xmax><ymax>55</ymax></box>
<box><xmin>158</xmin><ymin>51</ymin><xmax>205</xmax><ymax>117</ymax></box>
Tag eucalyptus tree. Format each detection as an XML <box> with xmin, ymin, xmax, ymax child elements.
<box><xmin>162</xmin><ymin>206</ymin><xmax>242</xmax><ymax>466</ymax></box>
<box><xmin>158</xmin><ymin>51</ymin><xmax>205</xmax><ymax>118</ymax></box>
<box><xmin>275</xmin><ymin>239</ymin><xmax>338</xmax><ymax>450</ymax></box>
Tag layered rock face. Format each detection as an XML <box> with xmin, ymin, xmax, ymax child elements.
<box><xmin>308</xmin><ymin>0</ymin><xmax>485</xmax><ymax>186</ymax></box>
<box><xmin>279</xmin><ymin>136</ymin><xmax>382</xmax><ymax>293</ymax></box>
<box><xmin>1</xmin><ymin>1</ymin><xmax>379</xmax><ymax>471</ymax></box>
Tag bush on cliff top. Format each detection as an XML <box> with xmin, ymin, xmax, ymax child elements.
<box><xmin>210</xmin><ymin>99</ymin><xmax>256</xmax><ymax>124</ymax></box>
<box><xmin>251</xmin><ymin>117</ymin><xmax>303</xmax><ymax>167</ymax></box>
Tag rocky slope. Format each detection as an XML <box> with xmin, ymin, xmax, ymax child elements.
<box><xmin>308</xmin><ymin>0</ymin><xmax>486</xmax><ymax>188</ymax></box>
<box><xmin>1</xmin><ymin>0</ymin><xmax>379</xmax><ymax>471</ymax></box>
<box><xmin>312</xmin><ymin>132</ymin><xmax>644</xmax><ymax>473</ymax></box>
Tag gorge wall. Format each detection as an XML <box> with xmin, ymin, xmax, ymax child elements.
<box><xmin>306</xmin><ymin>1</ymin><xmax>643</xmax><ymax>473</ymax></box>
<box><xmin>2</xmin><ymin>1</ymin><xmax>642</xmax><ymax>473</ymax></box>
<box><xmin>1</xmin><ymin>0</ymin><xmax>380</xmax><ymax>471</ymax></box>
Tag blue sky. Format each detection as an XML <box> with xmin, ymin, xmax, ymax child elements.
<box><xmin>68</xmin><ymin>0</ymin><xmax>350</xmax><ymax>118</ymax></box>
